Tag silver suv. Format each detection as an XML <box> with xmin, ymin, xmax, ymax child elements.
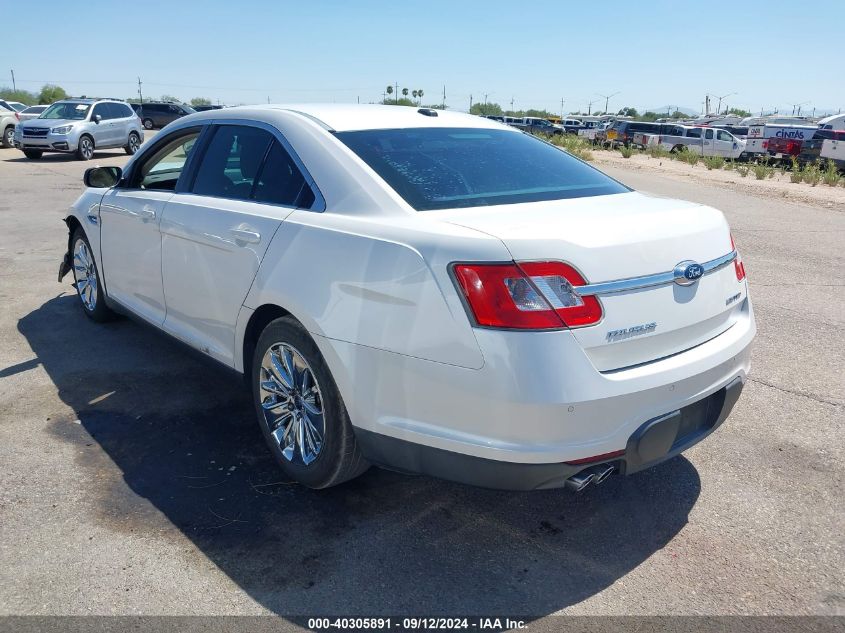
<box><xmin>14</xmin><ymin>99</ymin><xmax>144</xmax><ymax>160</ymax></box>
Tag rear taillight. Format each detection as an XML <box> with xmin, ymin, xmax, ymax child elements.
<box><xmin>731</xmin><ymin>235</ymin><xmax>746</xmax><ymax>281</ymax></box>
<box><xmin>452</xmin><ymin>261</ymin><xmax>602</xmax><ymax>330</ymax></box>
<box><xmin>786</xmin><ymin>140</ymin><xmax>801</xmax><ymax>155</ymax></box>
<box><xmin>14</xmin><ymin>112</ymin><xmax>20</xmax><ymax>121</ymax></box>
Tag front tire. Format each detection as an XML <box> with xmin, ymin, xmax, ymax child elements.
<box><xmin>2</xmin><ymin>125</ymin><xmax>14</xmax><ymax>148</ymax></box>
<box><xmin>71</xmin><ymin>229</ymin><xmax>114</xmax><ymax>322</ymax></box>
<box><xmin>252</xmin><ymin>316</ymin><xmax>369</xmax><ymax>488</ymax></box>
<box><xmin>125</xmin><ymin>131</ymin><xmax>141</xmax><ymax>155</ymax></box>
<box><xmin>76</xmin><ymin>135</ymin><xmax>94</xmax><ymax>161</ymax></box>
<box><xmin>142</xmin><ymin>118</ymin><xmax>154</xmax><ymax>130</ymax></box>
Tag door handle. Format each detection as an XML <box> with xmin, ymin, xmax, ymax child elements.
<box><xmin>133</xmin><ymin>207</ymin><xmax>156</xmax><ymax>220</ymax></box>
<box><xmin>229</xmin><ymin>228</ymin><xmax>261</xmax><ymax>244</ymax></box>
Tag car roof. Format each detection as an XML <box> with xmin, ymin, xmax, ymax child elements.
<box><xmin>192</xmin><ymin>104</ymin><xmax>516</xmax><ymax>132</ymax></box>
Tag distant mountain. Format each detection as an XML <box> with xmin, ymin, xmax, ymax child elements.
<box><xmin>646</xmin><ymin>105</ymin><xmax>699</xmax><ymax>116</ymax></box>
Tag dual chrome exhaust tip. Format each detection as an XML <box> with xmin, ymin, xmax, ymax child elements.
<box><xmin>564</xmin><ymin>464</ymin><xmax>616</xmax><ymax>492</ymax></box>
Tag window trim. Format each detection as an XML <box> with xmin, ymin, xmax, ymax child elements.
<box><xmin>183</xmin><ymin>118</ymin><xmax>325</xmax><ymax>211</ymax></box>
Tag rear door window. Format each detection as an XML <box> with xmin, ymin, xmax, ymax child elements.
<box><xmin>253</xmin><ymin>141</ymin><xmax>314</xmax><ymax>208</ymax></box>
<box><xmin>191</xmin><ymin>125</ymin><xmax>274</xmax><ymax>200</ymax></box>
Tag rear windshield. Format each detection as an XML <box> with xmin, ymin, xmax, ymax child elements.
<box><xmin>336</xmin><ymin>128</ymin><xmax>628</xmax><ymax>211</ymax></box>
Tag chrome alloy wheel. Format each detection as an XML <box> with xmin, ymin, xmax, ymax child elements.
<box><xmin>128</xmin><ymin>133</ymin><xmax>140</xmax><ymax>153</ymax></box>
<box><xmin>259</xmin><ymin>343</ymin><xmax>325</xmax><ymax>466</ymax></box>
<box><xmin>73</xmin><ymin>239</ymin><xmax>97</xmax><ymax>311</ymax></box>
<box><xmin>79</xmin><ymin>136</ymin><xmax>94</xmax><ymax>160</ymax></box>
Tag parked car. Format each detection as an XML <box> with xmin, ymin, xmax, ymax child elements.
<box><xmin>0</xmin><ymin>107</ymin><xmax>17</xmax><ymax>148</ymax></box>
<box><xmin>657</xmin><ymin>125</ymin><xmax>747</xmax><ymax>159</ymax></box>
<box><xmin>515</xmin><ymin>117</ymin><xmax>562</xmax><ymax>135</ymax></box>
<box><xmin>131</xmin><ymin>102</ymin><xmax>196</xmax><ymax>129</ymax></box>
<box><xmin>817</xmin><ymin>113</ymin><xmax>845</xmax><ymax>131</ymax></box>
<box><xmin>59</xmin><ymin>105</ymin><xmax>754</xmax><ymax>491</ymax></box>
<box><xmin>16</xmin><ymin>105</ymin><xmax>48</xmax><ymax>122</ymax></box>
<box><xmin>560</xmin><ymin>118</ymin><xmax>586</xmax><ymax>134</ymax></box>
<box><xmin>191</xmin><ymin>104</ymin><xmax>224</xmax><ymax>112</ymax></box>
<box><xmin>14</xmin><ymin>99</ymin><xmax>144</xmax><ymax>160</ymax></box>
<box><xmin>0</xmin><ymin>99</ymin><xmax>27</xmax><ymax>112</ymax></box>
<box><xmin>605</xmin><ymin>120</ymin><xmax>663</xmax><ymax>146</ymax></box>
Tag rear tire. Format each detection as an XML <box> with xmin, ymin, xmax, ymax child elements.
<box><xmin>76</xmin><ymin>135</ymin><xmax>94</xmax><ymax>161</ymax></box>
<box><xmin>252</xmin><ymin>316</ymin><xmax>369</xmax><ymax>488</ymax></box>
<box><xmin>2</xmin><ymin>125</ymin><xmax>14</xmax><ymax>148</ymax></box>
<box><xmin>23</xmin><ymin>149</ymin><xmax>43</xmax><ymax>159</ymax></box>
<box><xmin>142</xmin><ymin>118</ymin><xmax>154</xmax><ymax>130</ymax></box>
<box><xmin>125</xmin><ymin>131</ymin><xmax>141</xmax><ymax>155</ymax></box>
<box><xmin>70</xmin><ymin>228</ymin><xmax>115</xmax><ymax>323</ymax></box>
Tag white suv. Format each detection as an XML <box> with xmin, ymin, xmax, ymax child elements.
<box><xmin>59</xmin><ymin>104</ymin><xmax>755</xmax><ymax>491</ymax></box>
<box><xmin>15</xmin><ymin>98</ymin><xmax>143</xmax><ymax>160</ymax></box>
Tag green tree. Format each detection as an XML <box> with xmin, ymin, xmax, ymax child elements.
<box><xmin>382</xmin><ymin>97</ymin><xmax>416</xmax><ymax>107</ymax></box>
<box><xmin>401</xmin><ymin>88</ymin><xmax>409</xmax><ymax>99</ymax></box>
<box><xmin>417</xmin><ymin>89</ymin><xmax>424</xmax><ymax>105</ymax></box>
<box><xmin>618</xmin><ymin>106</ymin><xmax>639</xmax><ymax>117</ymax></box>
<box><xmin>161</xmin><ymin>94</ymin><xmax>180</xmax><ymax>103</ymax></box>
<box><xmin>386</xmin><ymin>85</ymin><xmax>394</xmax><ymax>104</ymax></box>
<box><xmin>670</xmin><ymin>110</ymin><xmax>688</xmax><ymax>119</ymax></box>
<box><xmin>0</xmin><ymin>87</ymin><xmax>37</xmax><ymax>105</ymax></box>
<box><xmin>191</xmin><ymin>97</ymin><xmax>212</xmax><ymax>106</ymax></box>
<box><xmin>727</xmin><ymin>107</ymin><xmax>752</xmax><ymax>117</ymax></box>
<box><xmin>38</xmin><ymin>84</ymin><xmax>67</xmax><ymax>104</ymax></box>
<box><xmin>639</xmin><ymin>111</ymin><xmax>661</xmax><ymax>122</ymax></box>
<box><xmin>469</xmin><ymin>102</ymin><xmax>504</xmax><ymax>116</ymax></box>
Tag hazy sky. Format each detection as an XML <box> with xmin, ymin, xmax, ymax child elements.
<box><xmin>4</xmin><ymin>0</ymin><xmax>843</xmax><ymax>116</ymax></box>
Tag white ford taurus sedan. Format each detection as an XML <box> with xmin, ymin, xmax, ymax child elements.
<box><xmin>59</xmin><ymin>104</ymin><xmax>755</xmax><ymax>491</ymax></box>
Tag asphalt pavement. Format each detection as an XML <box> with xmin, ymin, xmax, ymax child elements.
<box><xmin>0</xmin><ymin>140</ymin><xmax>842</xmax><ymax>619</ymax></box>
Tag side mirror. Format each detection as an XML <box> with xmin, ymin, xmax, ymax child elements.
<box><xmin>93</xmin><ymin>114</ymin><xmax>102</xmax><ymax>124</ymax></box>
<box><xmin>84</xmin><ymin>166</ymin><xmax>122</xmax><ymax>188</ymax></box>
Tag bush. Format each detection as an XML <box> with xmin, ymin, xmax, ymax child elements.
<box><xmin>735</xmin><ymin>165</ymin><xmax>750</xmax><ymax>177</ymax></box>
<box><xmin>802</xmin><ymin>161</ymin><xmax>822</xmax><ymax>186</ymax></box>
<box><xmin>684</xmin><ymin>151</ymin><xmax>700</xmax><ymax>166</ymax></box>
<box><xmin>752</xmin><ymin>160</ymin><xmax>770</xmax><ymax>180</ymax></box>
<box><xmin>647</xmin><ymin>144</ymin><xmax>670</xmax><ymax>159</ymax></box>
<box><xmin>549</xmin><ymin>133</ymin><xmax>594</xmax><ymax>161</ymax></box>
<box><xmin>789</xmin><ymin>157</ymin><xmax>803</xmax><ymax>183</ymax></box>
<box><xmin>618</xmin><ymin>145</ymin><xmax>635</xmax><ymax>158</ymax></box>
<box><xmin>702</xmin><ymin>156</ymin><xmax>725</xmax><ymax>170</ymax></box>
<box><xmin>723</xmin><ymin>159</ymin><xmax>734</xmax><ymax>171</ymax></box>
<box><xmin>822</xmin><ymin>160</ymin><xmax>841</xmax><ymax>187</ymax></box>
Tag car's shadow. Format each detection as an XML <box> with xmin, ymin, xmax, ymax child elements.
<box><xmin>18</xmin><ymin>295</ymin><xmax>702</xmax><ymax>616</ymax></box>
<box><xmin>2</xmin><ymin>151</ymin><xmax>128</xmax><ymax>163</ymax></box>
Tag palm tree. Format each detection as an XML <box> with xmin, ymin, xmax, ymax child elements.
<box><xmin>417</xmin><ymin>89</ymin><xmax>424</xmax><ymax>105</ymax></box>
<box><xmin>386</xmin><ymin>85</ymin><xmax>393</xmax><ymax>104</ymax></box>
<box><xmin>402</xmin><ymin>88</ymin><xmax>409</xmax><ymax>100</ymax></box>
<box><xmin>412</xmin><ymin>90</ymin><xmax>418</xmax><ymax>102</ymax></box>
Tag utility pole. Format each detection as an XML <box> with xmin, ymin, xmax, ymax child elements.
<box><xmin>560</xmin><ymin>97</ymin><xmax>565</xmax><ymax>119</ymax></box>
<box><xmin>597</xmin><ymin>91</ymin><xmax>619</xmax><ymax>115</ymax></box>
<box><xmin>137</xmin><ymin>77</ymin><xmax>143</xmax><ymax>104</ymax></box>
<box><xmin>510</xmin><ymin>96</ymin><xmax>514</xmax><ymax>112</ymax></box>
<box><xmin>483</xmin><ymin>93</ymin><xmax>488</xmax><ymax>105</ymax></box>
<box><xmin>395</xmin><ymin>82</ymin><xmax>399</xmax><ymax>105</ymax></box>
<box><xmin>10</xmin><ymin>69</ymin><xmax>15</xmax><ymax>92</ymax></box>
<box><xmin>469</xmin><ymin>94</ymin><xmax>473</xmax><ymax>111</ymax></box>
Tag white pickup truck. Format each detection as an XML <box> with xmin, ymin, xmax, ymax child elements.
<box><xmin>640</xmin><ymin>125</ymin><xmax>747</xmax><ymax>159</ymax></box>
<box><xmin>743</xmin><ymin>124</ymin><xmax>818</xmax><ymax>159</ymax></box>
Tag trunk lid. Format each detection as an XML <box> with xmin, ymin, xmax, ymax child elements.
<box><xmin>433</xmin><ymin>191</ymin><xmax>748</xmax><ymax>371</ymax></box>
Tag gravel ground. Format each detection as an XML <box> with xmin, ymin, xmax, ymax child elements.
<box><xmin>0</xmin><ymin>140</ymin><xmax>842</xmax><ymax>620</ymax></box>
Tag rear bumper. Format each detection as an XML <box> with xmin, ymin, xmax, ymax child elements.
<box><xmin>317</xmin><ymin>296</ymin><xmax>755</xmax><ymax>470</ymax></box>
<box><xmin>356</xmin><ymin>377</ymin><xmax>744</xmax><ymax>490</ymax></box>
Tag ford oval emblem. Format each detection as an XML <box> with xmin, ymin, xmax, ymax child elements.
<box><xmin>674</xmin><ymin>261</ymin><xmax>704</xmax><ymax>286</ymax></box>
